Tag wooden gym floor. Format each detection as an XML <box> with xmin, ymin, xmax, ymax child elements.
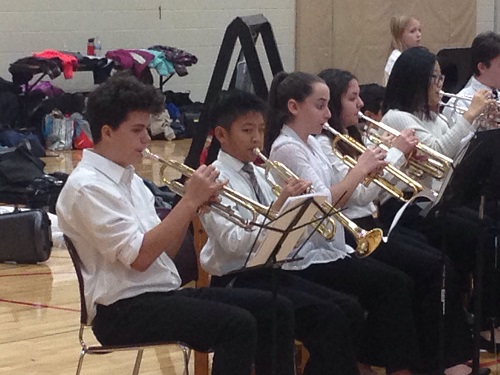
<box><xmin>0</xmin><ymin>139</ymin><xmax>498</xmax><ymax>374</ymax></box>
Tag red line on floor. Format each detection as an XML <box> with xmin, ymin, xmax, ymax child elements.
<box><xmin>480</xmin><ymin>358</ymin><xmax>500</xmax><ymax>367</ymax></box>
<box><xmin>0</xmin><ymin>298</ymin><xmax>79</xmax><ymax>312</ymax></box>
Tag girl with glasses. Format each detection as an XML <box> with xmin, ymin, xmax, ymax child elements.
<box><xmin>383</xmin><ymin>46</ymin><xmax>489</xmax><ymax>163</ymax></box>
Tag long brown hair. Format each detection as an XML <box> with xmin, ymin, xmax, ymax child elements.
<box><xmin>265</xmin><ymin>71</ymin><xmax>325</xmax><ymax>154</ymax></box>
<box><xmin>318</xmin><ymin>68</ymin><xmax>363</xmax><ymax>159</ymax></box>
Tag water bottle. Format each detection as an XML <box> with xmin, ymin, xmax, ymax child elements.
<box><xmin>94</xmin><ymin>36</ymin><xmax>102</xmax><ymax>57</ymax></box>
<box><xmin>87</xmin><ymin>38</ymin><xmax>95</xmax><ymax>56</ymax></box>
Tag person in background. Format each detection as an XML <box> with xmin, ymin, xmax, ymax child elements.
<box><xmin>359</xmin><ymin>83</ymin><xmax>386</xmax><ymax>122</ymax></box>
<box><xmin>383</xmin><ymin>15</ymin><xmax>422</xmax><ymax>86</ymax></box>
<box><xmin>443</xmin><ymin>31</ymin><xmax>500</xmax><ymax>129</ymax></box>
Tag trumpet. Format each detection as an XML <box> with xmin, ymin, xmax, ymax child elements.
<box><xmin>358</xmin><ymin>111</ymin><xmax>453</xmax><ymax>180</ymax></box>
<box><xmin>143</xmin><ymin>149</ymin><xmax>275</xmax><ymax>230</ymax></box>
<box><xmin>322</xmin><ymin>123</ymin><xmax>424</xmax><ymax>202</ymax></box>
<box><xmin>439</xmin><ymin>91</ymin><xmax>470</xmax><ymax>115</ymax></box>
<box><xmin>439</xmin><ymin>90</ymin><xmax>500</xmax><ymax>129</ymax></box>
<box><xmin>254</xmin><ymin>148</ymin><xmax>381</xmax><ymax>257</ymax></box>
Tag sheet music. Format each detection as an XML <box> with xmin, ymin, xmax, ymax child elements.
<box><xmin>246</xmin><ymin>193</ymin><xmax>327</xmax><ymax>267</ymax></box>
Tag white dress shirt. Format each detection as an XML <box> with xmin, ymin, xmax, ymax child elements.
<box><xmin>56</xmin><ymin>149</ymin><xmax>181</xmax><ymax>323</ymax></box>
<box><xmin>270</xmin><ymin>126</ymin><xmax>354</xmax><ymax>270</ymax></box>
<box><xmin>442</xmin><ymin>76</ymin><xmax>500</xmax><ymax>126</ymax></box>
<box><xmin>316</xmin><ymin>133</ymin><xmax>405</xmax><ymax>219</ymax></box>
<box><xmin>383</xmin><ymin>49</ymin><xmax>401</xmax><ymax>86</ymax></box>
<box><xmin>200</xmin><ymin>150</ymin><xmax>276</xmax><ymax>276</ymax></box>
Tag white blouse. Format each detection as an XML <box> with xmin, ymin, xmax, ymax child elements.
<box><xmin>381</xmin><ymin>109</ymin><xmax>474</xmax><ymax>160</ymax></box>
<box><xmin>270</xmin><ymin>125</ymin><xmax>354</xmax><ymax>271</ymax></box>
<box><xmin>316</xmin><ymin>133</ymin><xmax>405</xmax><ymax>219</ymax></box>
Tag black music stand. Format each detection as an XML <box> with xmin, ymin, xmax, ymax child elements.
<box><xmin>431</xmin><ymin>129</ymin><xmax>500</xmax><ymax>374</ymax></box>
<box><xmin>243</xmin><ymin>193</ymin><xmax>327</xmax><ymax>269</ymax></box>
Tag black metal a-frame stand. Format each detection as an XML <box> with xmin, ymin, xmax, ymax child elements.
<box><xmin>184</xmin><ymin>14</ymin><xmax>284</xmax><ymax>169</ymax></box>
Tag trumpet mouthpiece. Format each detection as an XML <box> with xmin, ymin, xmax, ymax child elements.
<box><xmin>142</xmin><ymin>148</ymin><xmax>161</xmax><ymax>162</ymax></box>
<box><xmin>142</xmin><ymin>148</ymin><xmax>153</xmax><ymax>158</ymax></box>
<box><xmin>253</xmin><ymin>147</ymin><xmax>261</xmax><ymax>156</ymax></box>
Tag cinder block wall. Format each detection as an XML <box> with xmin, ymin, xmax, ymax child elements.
<box><xmin>477</xmin><ymin>0</ymin><xmax>497</xmax><ymax>32</ymax></box>
<box><xmin>0</xmin><ymin>0</ymin><xmax>295</xmax><ymax>101</ymax></box>
<box><xmin>0</xmin><ymin>1</ymin><xmax>497</xmax><ymax>101</ymax></box>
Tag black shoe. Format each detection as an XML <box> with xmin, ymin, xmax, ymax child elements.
<box><xmin>478</xmin><ymin>368</ymin><xmax>491</xmax><ymax>375</ymax></box>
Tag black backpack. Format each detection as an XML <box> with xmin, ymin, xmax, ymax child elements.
<box><xmin>0</xmin><ymin>144</ymin><xmax>66</xmax><ymax>213</ymax></box>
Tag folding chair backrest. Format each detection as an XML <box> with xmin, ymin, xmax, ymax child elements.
<box><xmin>64</xmin><ymin>235</ymin><xmax>88</xmax><ymax>326</ymax></box>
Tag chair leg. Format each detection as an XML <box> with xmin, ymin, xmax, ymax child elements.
<box><xmin>294</xmin><ymin>341</ymin><xmax>309</xmax><ymax>375</ymax></box>
<box><xmin>194</xmin><ymin>351</ymin><xmax>209</xmax><ymax>375</ymax></box>
<box><xmin>75</xmin><ymin>348</ymin><xmax>86</xmax><ymax>375</ymax></box>
<box><xmin>132</xmin><ymin>349</ymin><xmax>144</xmax><ymax>375</ymax></box>
<box><xmin>181</xmin><ymin>346</ymin><xmax>191</xmax><ymax>375</ymax></box>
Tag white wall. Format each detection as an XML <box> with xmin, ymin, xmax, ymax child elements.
<box><xmin>477</xmin><ymin>0</ymin><xmax>499</xmax><ymax>33</ymax></box>
<box><xmin>1</xmin><ymin>1</ymin><xmax>498</xmax><ymax>102</ymax></box>
<box><xmin>0</xmin><ymin>0</ymin><xmax>295</xmax><ymax>102</ymax></box>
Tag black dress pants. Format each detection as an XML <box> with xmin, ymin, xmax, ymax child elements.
<box><xmin>347</xmin><ymin>215</ymin><xmax>473</xmax><ymax>371</ymax></box>
<box><xmin>293</xmin><ymin>256</ymin><xmax>419</xmax><ymax>374</ymax></box>
<box><xmin>92</xmin><ymin>287</ymin><xmax>295</xmax><ymax>375</ymax></box>
<box><xmin>212</xmin><ymin>268</ymin><xmax>363</xmax><ymax>375</ymax></box>
<box><xmin>380</xmin><ymin>197</ymin><xmax>500</xmax><ymax>328</ymax></box>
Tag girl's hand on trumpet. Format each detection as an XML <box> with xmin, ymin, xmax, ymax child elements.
<box><xmin>463</xmin><ymin>88</ymin><xmax>493</xmax><ymax>124</ymax></box>
<box><xmin>184</xmin><ymin>164</ymin><xmax>227</xmax><ymax>216</ymax></box>
<box><xmin>356</xmin><ymin>146</ymin><xmax>388</xmax><ymax>177</ymax></box>
<box><xmin>273</xmin><ymin>177</ymin><xmax>312</xmax><ymax>211</ymax></box>
<box><xmin>391</xmin><ymin>128</ymin><xmax>419</xmax><ymax>156</ymax></box>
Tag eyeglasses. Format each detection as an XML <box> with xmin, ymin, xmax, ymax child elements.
<box><xmin>430</xmin><ymin>74</ymin><xmax>445</xmax><ymax>85</ymax></box>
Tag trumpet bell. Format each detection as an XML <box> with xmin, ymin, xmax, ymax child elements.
<box><xmin>355</xmin><ymin>228</ymin><xmax>383</xmax><ymax>258</ymax></box>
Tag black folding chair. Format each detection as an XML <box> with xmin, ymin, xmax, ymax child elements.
<box><xmin>64</xmin><ymin>235</ymin><xmax>192</xmax><ymax>375</ymax></box>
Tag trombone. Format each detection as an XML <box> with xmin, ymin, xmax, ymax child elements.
<box><xmin>254</xmin><ymin>148</ymin><xmax>382</xmax><ymax>257</ymax></box>
<box><xmin>143</xmin><ymin>149</ymin><xmax>275</xmax><ymax>231</ymax></box>
<box><xmin>358</xmin><ymin>111</ymin><xmax>453</xmax><ymax>180</ymax></box>
<box><xmin>322</xmin><ymin>123</ymin><xmax>424</xmax><ymax>202</ymax></box>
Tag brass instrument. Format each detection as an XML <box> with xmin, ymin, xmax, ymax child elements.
<box><xmin>322</xmin><ymin>123</ymin><xmax>424</xmax><ymax>202</ymax></box>
<box><xmin>143</xmin><ymin>149</ymin><xmax>275</xmax><ymax>230</ymax></box>
<box><xmin>254</xmin><ymin>148</ymin><xmax>381</xmax><ymax>257</ymax></box>
<box><xmin>358</xmin><ymin>111</ymin><xmax>453</xmax><ymax>180</ymax></box>
<box><xmin>439</xmin><ymin>90</ymin><xmax>500</xmax><ymax>129</ymax></box>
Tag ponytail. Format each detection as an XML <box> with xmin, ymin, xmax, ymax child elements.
<box><xmin>265</xmin><ymin>71</ymin><xmax>289</xmax><ymax>154</ymax></box>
